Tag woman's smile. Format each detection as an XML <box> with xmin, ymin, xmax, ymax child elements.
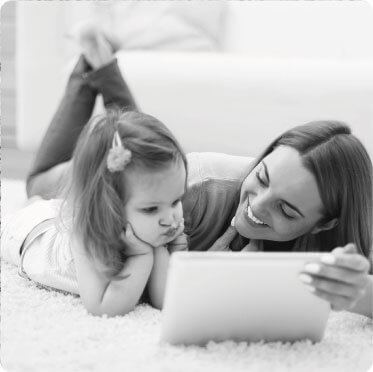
<box><xmin>235</xmin><ymin>146</ymin><xmax>327</xmax><ymax>242</ymax></box>
<box><xmin>243</xmin><ymin>199</ymin><xmax>269</xmax><ymax>228</ymax></box>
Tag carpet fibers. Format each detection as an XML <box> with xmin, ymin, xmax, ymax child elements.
<box><xmin>1</xmin><ymin>261</ymin><xmax>373</xmax><ymax>372</ymax></box>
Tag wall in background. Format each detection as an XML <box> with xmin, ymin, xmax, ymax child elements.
<box><xmin>2</xmin><ymin>1</ymin><xmax>16</xmax><ymax>147</ymax></box>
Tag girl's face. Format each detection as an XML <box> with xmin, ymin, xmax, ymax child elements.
<box><xmin>234</xmin><ymin>146</ymin><xmax>325</xmax><ymax>241</ymax></box>
<box><xmin>124</xmin><ymin>159</ymin><xmax>186</xmax><ymax>248</ymax></box>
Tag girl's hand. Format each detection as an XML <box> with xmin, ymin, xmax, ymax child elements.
<box><xmin>122</xmin><ymin>223</ymin><xmax>153</xmax><ymax>256</ymax></box>
<box><xmin>168</xmin><ymin>233</ymin><xmax>188</xmax><ymax>253</ymax></box>
<box><xmin>167</xmin><ymin>219</ymin><xmax>188</xmax><ymax>253</ymax></box>
<box><xmin>300</xmin><ymin>243</ymin><xmax>371</xmax><ymax>311</ymax></box>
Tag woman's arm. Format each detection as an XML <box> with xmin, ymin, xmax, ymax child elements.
<box><xmin>71</xmin><ymin>225</ymin><xmax>154</xmax><ymax>317</ymax></box>
<box><xmin>300</xmin><ymin>243</ymin><xmax>372</xmax><ymax>318</ymax></box>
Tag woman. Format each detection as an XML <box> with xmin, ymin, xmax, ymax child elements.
<box><xmin>26</xmin><ymin>28</ymin><xmax>372</xmax><ymax>318</ymax></box>
<box><xmin>182</xmin><ymin>126</ymin><xmax>372</xmax><ymax>318</ymax></box>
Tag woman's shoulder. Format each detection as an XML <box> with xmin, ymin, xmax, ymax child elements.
<box><xmin>183</xmin><ymin>153</ymin><xmax>252</xmax><ymax>240</ymax></box>
<box><xmin>187</xmin><ymin>152</ymin><xmax>254</xmax><ymax>185</ymax></box>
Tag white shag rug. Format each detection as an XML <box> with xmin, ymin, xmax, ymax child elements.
<box><xmin>2</xmin><ymin>258</ymin><xmax>373</xmax><ymax>372</ymax></box>
<box><xmin>1</xmin><ymin>179</ymin><xmax>373</xmax><ymax>372</ymax></box>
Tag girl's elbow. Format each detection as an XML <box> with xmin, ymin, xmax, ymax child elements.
<box><xmin>85</xmin><ymin>300</ymin><xmax>137</xmax><ymax>317</ymax></box>
<box><xmin>84</xmin><ymin>301</ymin><xmax>106</xmax><ymax>317</ymax></box>
<box><xmin>86</xmin><ymin>307</ymin><xmax>105</xmax><ymax>317</ymax></box>
<box><xmin>80</xmin><ymin>284</ymin><xmax>141</xmax><ymax>317</ymax></box>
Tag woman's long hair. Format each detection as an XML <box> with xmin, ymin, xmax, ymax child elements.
<box><xmin>64</xmin><ymin>109</ymin><xmax>187</xmax><ymax>277</ymax></box>
<box><xmin>248</xmin><ymin>121</ymin><xmax>372</xmax><ymax>269</ymax></box>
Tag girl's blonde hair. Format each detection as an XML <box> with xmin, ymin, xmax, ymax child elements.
<box><xmin>66</xmin><ymin>109</ymin><xmax>187</xmax><ymax>276</ymax></box>
<box><xmin>248</xmin><ymin>121</ymin><xmax>372</xmax><ymax>269</ymax></box>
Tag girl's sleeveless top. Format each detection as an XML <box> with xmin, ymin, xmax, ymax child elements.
<box><xmin>1</xmin><ymin>198</ymin><xmax>79</xmax><ymax>294</ymax></box>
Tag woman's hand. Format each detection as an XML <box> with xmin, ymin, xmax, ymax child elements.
<box><xmin>122</xmin><ymin>223</ymin><xmax>153</xmax><ymax>257</ymax></box>
<box><xmin>300</xmin><ymin>243</ymin><xmax>371</xmax><ymax>311</ymax></box>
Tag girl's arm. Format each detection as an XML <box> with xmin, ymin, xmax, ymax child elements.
<box><xmin>71</xmin><ymin>225</ymin><xmax>154</xmax><ymax>317</ymax></box>
<box><xmin>148</xmin><ymin>246</ymin><xmax>170</xmax><ymax>309</ymax></box>
<box><xmin>148</xmin><ymin>229</ymin><xmax>188</xmax><ymax>309</ymax></box>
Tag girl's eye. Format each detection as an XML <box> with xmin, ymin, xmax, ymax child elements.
<box><xmin>281</xmin><ymin>204</ymin><xmax>296</xmax><ymax>220</ymax></box>
<box><xmin>142</xmin><ymin>207</ymin><xmax>158</xmax><ymax>214</ymax></box>
<box><xmin>172</xmin><ymin>199</ymin><xmax>181</xmax><ymax>207</ymax></box>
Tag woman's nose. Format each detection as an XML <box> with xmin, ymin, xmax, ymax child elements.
<box><xmin>250</xmin><ymin>193</ymin><xmax>270</xmax><ymax>220</ymax></box>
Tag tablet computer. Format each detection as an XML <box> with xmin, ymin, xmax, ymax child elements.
<box><xmin>161</xmin><ymin>252</ymin><xmax>330</xmax><ymax>345</ymax></box>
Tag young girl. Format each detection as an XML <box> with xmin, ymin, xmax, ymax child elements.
<box><xmin>2</xmin><ymin>32</ymin><xmax>188</xmax><ymax>316</ymax></box>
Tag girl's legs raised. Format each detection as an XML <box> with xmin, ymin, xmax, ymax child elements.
<box><xmin>80</xmin><ymin>28</ymin><xmax>138</xmax><ymax>111</ymax></box>
<box><xmin>26</xmin><ymin>56</ymin><xmax>97</xmax><ymax>198</ymax></box>
<box><xmin>27</xmin><ymin>31</ymin><xmax>138</xmax><ymax>199</ymax></box>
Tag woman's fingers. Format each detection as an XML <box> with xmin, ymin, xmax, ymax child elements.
<box><xmin>304</xmin><ymin>286</ymin><xmax>359</xmax><ymax>311</ymax></box>
<box><xmin>299</xmin><ymin>243</ymin><xmax>371</xmax><ymax>311</ymax></box>
<box><xmin>330</xmin><ymin>242</ymin><xmax>356</xmax><ymax>255</ymax></box>
<box><xmin>302</xmin><ymin>261</ymin><xmax>366</xmax><ymax>286</ymax></box>
<box><xmin>321</xmin><ymin>244</ymin><xmax>370</xmax><ymax>273</ymax></box>
<box><xmin>300</xmin><ymin>273</ymin><xmax>365</xmax><ymax>298</ymax></box>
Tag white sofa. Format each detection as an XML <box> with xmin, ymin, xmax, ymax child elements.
<box><xmin>15</xmin><ymin>1</ymin><xmax>373</xmax><ymax>158</ymax></box>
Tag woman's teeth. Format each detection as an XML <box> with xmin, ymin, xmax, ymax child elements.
<box><xmin>247</xmin><ymin>205</ymin><xmax>265</xmax><ymax>225</ymax></box>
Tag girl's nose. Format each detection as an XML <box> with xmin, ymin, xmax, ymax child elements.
<box><xmin>159</xmin><ymin>211</ymin><xmax>178</xmax><ymax>228</ymax></box>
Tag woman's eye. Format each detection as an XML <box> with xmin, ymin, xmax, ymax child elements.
<box><xmin>281</xmin><ymin>205</ymin><xmax>296</xmax><ymax>220</ymax></box>
<box><xmin>255</xmin><ymin>171</ymin><xmax>267</xmax><ymax>186</ymax></box>
<box><xmin>142</xmin><ymin>207</ymin><xmax>158</xmax><ymax>214</ymax></box>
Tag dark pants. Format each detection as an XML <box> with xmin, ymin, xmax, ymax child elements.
<box><xmin>26</xmin><ymin>56</ymin><xmax>137</xmax><ymax>199</ymax></box>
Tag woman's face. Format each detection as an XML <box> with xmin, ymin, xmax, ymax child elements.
<box><xmin>234</xmin><ymin>146</ymin><xmax>325</xmax><ymax>241</ymax></box>
<box><xmin>124</xmin><ymin>159</ymin><xmax>186</xmax><ymax>248</ymax></box>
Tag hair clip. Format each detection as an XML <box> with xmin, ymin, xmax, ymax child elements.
<box><xmin>107</xmin><ymin>131</ymin><xmax>132</xmax><ymax>172</ymax></box>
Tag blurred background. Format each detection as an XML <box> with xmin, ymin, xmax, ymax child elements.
<box><xmin>2</xmin><ymin>0</ymin><xmax>373</xmax><ymax>185</ymax></box>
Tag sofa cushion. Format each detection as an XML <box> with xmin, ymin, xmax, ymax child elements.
<box><xmin>74</xmin><ymin>1</ymin><xmax>227</xmax><ymax>52</ymax></box>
